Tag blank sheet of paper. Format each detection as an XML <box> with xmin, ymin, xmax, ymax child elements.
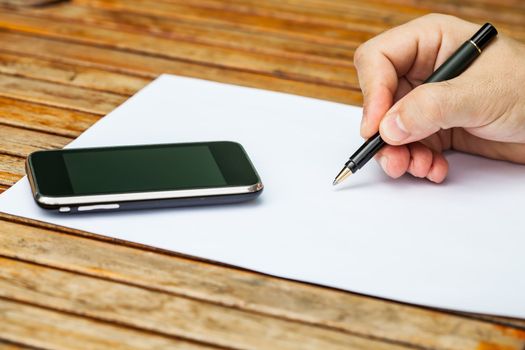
<box><xmin>1</xmin><ymin>75</ymin><xmax>524</xmax><ymax>318</ymax></box>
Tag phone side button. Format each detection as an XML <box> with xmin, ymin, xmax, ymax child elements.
<box><xmin>78</xmin><ymin>204</ymin><xmax>120</xmax><ymax>212</ymax></box>
<box><xmin>59</xmin><ymin>207</ymin><xmax>71</xmax><ymax>213</ymax></box>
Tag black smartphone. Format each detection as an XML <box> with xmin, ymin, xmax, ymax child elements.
<box><xmin>26</xmin><ymin>141</ymin><xmax>263</xmax><ymax>213</ymax></box>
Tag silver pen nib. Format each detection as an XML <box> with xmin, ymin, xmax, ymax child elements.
<box><xmin>332</xmin><ymin>167</ymin><xmax>352</xmax><ymax>186</ymax></box>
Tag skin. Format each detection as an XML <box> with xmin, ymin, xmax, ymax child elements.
<box><xmin>354</xmin><ymin>14</ymin><xmax>525</xmax><ymax>183</ymax></box>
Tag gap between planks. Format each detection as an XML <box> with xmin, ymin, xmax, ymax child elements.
<box><xmin>0</xmin><ymin>338</ymin><xmax>43</xmax><ymax>350</ymax></box>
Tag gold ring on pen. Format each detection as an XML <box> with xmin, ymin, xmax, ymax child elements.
<box><xmin>469</xmin><ymin>40</ymin><xmax>482</xmax><ymax>53</ymax></box>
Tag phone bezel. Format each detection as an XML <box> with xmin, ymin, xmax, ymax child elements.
<box><xmin>26</xmin><ymin>141</ymin><xmax>263</xmax><ymax>208</ymax></box>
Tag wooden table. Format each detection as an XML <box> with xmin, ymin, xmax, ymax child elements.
<box><xmin>1</xmin><ymin>0</ymin><xmax>525</xmax><ymax>349</ymax></box>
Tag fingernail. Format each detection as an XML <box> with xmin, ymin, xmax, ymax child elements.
<box><xmin>378</xmin><ymin>156</ymin><xmax>388</xmax><ymax>174</ymax></box>
<box><xmin>381</xmin><ymin>113</ymin><xmax>409</xmax><ymax>142</ymax></box>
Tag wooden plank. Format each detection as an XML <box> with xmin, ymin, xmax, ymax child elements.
<box><xmin>0</xmin><ymin>298</ymin><xmax>218</xmax><ymax>350</ymax></box>
<box><xmin>0</xmin><ymin>74</ymin><xmax>126</xmax><ymax>115</ymax></box>
<box><xmin>247</xmin><ymin>0</ymin><xmax>525</xmax><ymax>24</ymax></box>
<box><xmin>148</xmin><ymin>0</ymin><xmax>525</xmax><ymax>38</ymax></box>
<box><xmin>0</xmin><ymin>257</ymin><xmax>411</xmax><ymax>350</ymax></box>
<box><xmin>369</xmin><ymin>0</ymin><xmax>525</xmax><ymax>26</ymax></box>
<box><xmin>0</xmin><ymin>51</ymin><xmax>149</xmax><ymax>95</ymax></box>
<box><xmin>0</xmin><ymin>124</ymin><xmax>71</xmax><ymax>157</ymax></box>
<box><xmin>152</xmin><ymin>0</ymin><xmax>396</xmax><ymax>33</ymax></box>
<box><xmin>0</xmin><ymin>1</ymin><xmax>522</xmax><ymax>347</ymax></box>
<box><xmin>0</xmin><ymin>219</ymin><xmax>524</xmax><ymax>350</ymax></box>
<box><xmin>76</xmin><ymin>0</ymin><xmax>525</xmax><ymax>52</ymax></box>
<box><xmin>0</xmin><ymin>32</ymin><xmax>363</xmax><ymax>106</ymax></box>
<box><xmin>75</xmin><ymin>0</ymin><xmax>366</xmax><ymax>47</ymax></box>
<box><xmin>16</xmin><ymin>3</ymin><xmax>356</xmax><ymax>66</ymax></box>
<box><xmin>0</xmin><ymin>154</ymin><xmax>24</xmax><ymax>187</ymax></box>
<box><xmin>148</xmin><ymin>0</ymin><xmax>525</xmax><ymax>41</ymax></box>
<box><xmin>228</xmin><ymin>0</ymin><xmax>525</xmax><ymax>30</ymax></box>
<box><xmin>0</xmin><ymin>97</ymin><xmax>101</xmax><ymax>138</ymax></box>
<box><xmin>0</xmin><ymin>11</ymin><xmax>359</xmax><ymax>89</ymax></box>
<box><xmin>464</xmin><ymin>0</ymin><xmax>525</xmax><ymax>7</ymax></box>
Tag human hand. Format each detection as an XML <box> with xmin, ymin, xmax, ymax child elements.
<box><xmin>354</xmin><ymin>14</ymin><xmax>525</xmax><ymax>183</ymax></box>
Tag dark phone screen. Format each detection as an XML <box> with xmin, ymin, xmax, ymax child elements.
<box><xmin>64</xmin><ymin>145</ymin><xmax>226</xmax><ymax>195</ymax></box>
<box><xmin>30</xmin><ymin>142</ymin><xmax>259</xmax><ymax>196</ymax></box>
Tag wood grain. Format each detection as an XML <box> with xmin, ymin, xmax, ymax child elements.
<box><xmin>79</xmin><ymin>0</ymin><xmax>375</xmax><ymax>42</ymax></box>
<box><xmin>0</xmin><ymin>257</ymin><xmax>415</xmax><ymax>350</ymax></box>
<box><xmin>0</xmin><ymin>32</ymin><xmax>363</xmax><ymax>105</ymax></box>
<box><xmin>0</xmin><ymin>10</ymin><xmax>360</xmax><ymax>89</ymax></box>
<box><xmin>372</xmin><ymin>0</ymin><xmax>525</xmax><ymax>26</ymax></box>
<box><xmin>0</xmin><ymin>218</ymin><xmax>524</xmax><ymax>350</ymax></box>
<box><xmin>0</xmin><ymin>51</ymin><xmax>149</xmax><ymax>95</ymax></box>
<box><xmin>0</xmin><ymin>298</ymin><xmax>218</xmax><ymax>350</ymax></box>
<box><xmin>17</xmin><ymin>3</ymin><xmax>357</xmax><ymax>66</ymax></box>
<box><xmin>0</xmin><ymin>97</ymin><xmax>101</xmax><ymax>137</ymax></box>
<box><xmin>0</xmin><ymin>74</ymin><xmax>126</xmax><ymax>114</ymax></box>
<box><xmin>0</xmin><ymin>154</ymin><xmax>24</xmax><ymax>187</ymax></box>
<box><xmin>0</xmin><ymin>340</ymin><xmax>36</xmax><ymax>350</ymax></box>
<box><xmin>161</xmin><ymin>0</ymin><xmax>525</xmax><ymax>40</ymax></box>
<box><xmin>0</xmin><ymin>0</ymin><xmax>524</xmax><ymax>348</ymax></box>
<box><xmin>0</xmin><ymin>124</ymin><xmax>71</xmax><ymax>158</ymax></box>
<box><xmin>51</xmin><ymin>0</ymin><xmax>374</xmax><ymax>47</ymax></box>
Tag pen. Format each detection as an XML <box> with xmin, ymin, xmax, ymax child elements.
<box><xmin>332</xmin><ymin>23</ymin><xmax>498</xmax><ymax>186</ymax></box>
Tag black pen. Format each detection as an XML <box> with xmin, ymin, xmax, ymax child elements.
<box><xmin>332</xmin><ymin>23</ymin><xmax>498</xmax><ymax>186</ymax></box>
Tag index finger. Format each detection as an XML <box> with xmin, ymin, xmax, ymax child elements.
<box><xmin>355</xmin><ymin>14</ymin><xmax>469</xmax><ymax>138</ymax></box>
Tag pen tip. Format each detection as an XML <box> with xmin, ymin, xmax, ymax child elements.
<box><xmin>332</xmin><ymin>167</ymin><xmax>352</xmax><ymax>186</ymax></box>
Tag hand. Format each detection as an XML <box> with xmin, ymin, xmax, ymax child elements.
<box><xmin>354</xmin><ymin>14</ymin><xmax>525</xmax><ymax>183</ymax></box>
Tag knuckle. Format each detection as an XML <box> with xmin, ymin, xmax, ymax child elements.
<box><xmin>423</xmin><ymin>13</ymin><xmax>442</xmax><ymax>21</ymax></box>
<box><xmin>421</xmin><ymin>13</ymin><xmax>440</xmax><ymax>21</ymax></box>
<box><xmin>420</xmin><ymin>13</ymin><xmax>456</xmax><ymax>24</ymax></box>
<box><xmin>353</xmin><ymin>45</ymin><xmax>366</xmax><ymax>67</ymax></box>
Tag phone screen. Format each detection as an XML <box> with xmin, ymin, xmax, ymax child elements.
<box><xmin>29</xmin><ymin>142</ymin><xmax>259</xmax><ymax>197</ymax></box>
<box><xmin>63</xmin><ymin>145</ymin><xmax>226</xmax><ymax>195</ymax></box>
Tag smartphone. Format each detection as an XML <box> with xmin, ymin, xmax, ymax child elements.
<box><xmin>26</xmin><ymin>141</ymin><xmax>263</xmax><ymax>213</ymax></box>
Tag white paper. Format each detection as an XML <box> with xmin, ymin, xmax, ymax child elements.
<box><xmin>1</xmin><ymin>75</ymin><xmax>525</xmax><ymax>318</ymax></box>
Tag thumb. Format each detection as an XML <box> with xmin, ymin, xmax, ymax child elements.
<box><xmin>379</xmin><ymin>81</ymin><xmax>477</xmax><ymax>145</ymax></box>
